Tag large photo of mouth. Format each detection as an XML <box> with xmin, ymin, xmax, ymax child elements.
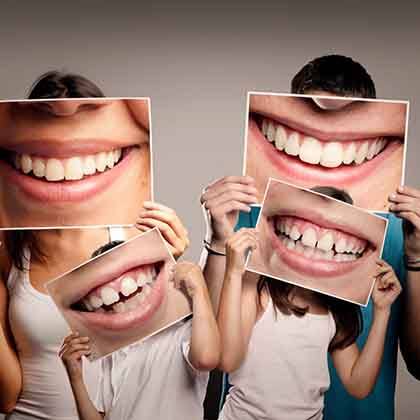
<box><xmin>46</xmin><ymin>228</ymin><xmax>191</xmax><ymax>360</ymax></box>
<box><xmin>0</xmin><ymin>98</ymin><xmax>152</xmax><ymax>228</ymax></box>
<box><xmin>246</xmin><ymin>178</ymin><xmax>388</xmax><ymax>306</ymax></box>
<box><xmin>244</xmin><ymin>92</ymin><xmax>408</xmax><ymax>212</ymax></box>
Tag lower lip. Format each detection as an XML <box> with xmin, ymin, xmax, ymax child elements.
<box><xmin>249</xmin><ymin>118</ymin><xmax>402</xmax><ymax>187</ymax></box>
<box><xmin>72</xmin><ymin>262</ymin><xmax>167</xmax><ymax>331</ymax></box>
<box><xmin>269</xmin><ymin>225</ymin><xmax>371</xmax><ymax>278</ymax></box>
<box><xmin>0</xmin><ymin>148</ymin><xmax>136</xmax><ymax>203</ymax></box>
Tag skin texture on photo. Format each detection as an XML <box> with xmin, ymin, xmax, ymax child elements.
<box><xmin>245</xmin><ymin>93</ymin><xmax>407</xmax><ymax>211</ymax></box>
<box><xmin>46</xmin><ymin>229</ymin><xmax>192</xmax><ymax>359</ymax></box>
<box><xmin>247</xmin><ymin>179</ymin><xmax>387</xmax><ymax>305</ymax></box>
<box><xmin>0</xmin><ymin>98</ymin><xmax>151</xmax><ymax>228</ymax></box>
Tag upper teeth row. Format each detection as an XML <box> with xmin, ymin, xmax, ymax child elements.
<box><xmin>261</xmin><ymin>118</ymin><xmax>387</xmax><ymax>168</ymax></box>
<box><xmin>277</xmin><ymin>220</ymin><xmax>366</xmax><ymax>254</ymax></box>
<box><xmin>13</xmin><ymin>149</ymin><xmax>122</xmax><ymax>181</ymax></box>
<box><xmin>83</xmin><ymin>267</ymin><xmax>155</xmax><ymax>311</ymax></box>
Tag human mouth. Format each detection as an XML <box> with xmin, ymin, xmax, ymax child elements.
<box><xmin>250</xmin><ymin>116</ymin><xmax>402</xmax><ymax>186</ymax></box>
<box><xmin>70</xmin><ymin>261</ymin><xmax>167</xmax><ymax>331</ymax></box>
<box><xmin>269</xmin><ymin>214</ymin><xmax>375</xmax><ymax>277</ymax></box>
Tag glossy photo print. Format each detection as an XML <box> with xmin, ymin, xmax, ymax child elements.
<box><xmin>46</xmin><ymin>228</ymin><xmax>191</xmax><ymax>360</ymax></box>
<box><xmin>244</xmin><ymin>92</ymin><xmax>409</xmax><ymax>212</ymax></box>
<box><xmin>246</xmin><ymin>178</ymin><xmax>388</xmax><ymax>306</ymax></box>
<box><xmin>0</xmin><ymin>97</ymin><xmax>152</xmax><ymax>228</ymax></box>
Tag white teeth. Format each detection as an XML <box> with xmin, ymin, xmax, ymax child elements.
<box><xmin>299</xmin><ymin>137</ymin><xmax>322</xmax><ymax>164</ymax></box>
<box><xmin>89</xmin><ymin>295</ymin><xmax>103</xmax><ymax>309</ymax></box>
<box><xmin>289</xmin><ymin>225</ymin><xmax>301</xmax><ymax>241</ymax></box>
<box><xmin>343</xmin><ymin>142</ymin><xmax>356</xmax><ymax>164</ymax></box>
<box><xmin>303</xmin><ymin>246</ymin><xmax>314</xmax><ymax>258</ymax></box>
<box><xmin>113</xmin><ymin>302</ymin><xmax>126</xmax><ymax>313</ymax></box>
<box><xmin>32</xmin><ymin>158</ymin><xmax>46</xmax><ymax>178</ymax></box>
<box><xmin>13</xmin><ymin>149</ymin><xmax>123</xmax><ymax>181</ymax></box>
<box><xmin>95</xmin><ymin>152</ymin><xmax>107</xmax><ymax>172</ymax></box>
<box><xmin>106</xmin><ymin>151</ymin><xmax>115</xmax><ymax>169</ymax></box>
<box><xmin>113</xmin><ymin>149</ymin><xmax>122</xmax><ymax>162</ymax></box>
<box><xmin>274</xmin><ymin>126</ymin><xmax>287</xmax><ymax>150</ymax></box>
<box><xmin>301</xmin><ymin>228</ymin><xmax>317</xmax><ymax>248</ymax></box>
<box><xmin>64</xmin><ymin>157</ymin><xmax>84</xmax><ymax>180</ymax></box>
<box><xmin>317</xmin><ymin>232</ymin><xmax>334</xmax><ymax>251</ymax></box>
<box><xmin>261</xmin><ymin>119</ymin><xmax>387</xmax><ymax>167</ymax></box>
<box><xmin>100</xmin><ymin>287</ymin><xmax>119</xmax><ymax>306</ymax></box>
<box><xmin>335</xmin><ymin>238</ymin><xmax>347</xmax><ymax>253</ymax></box>
<box><xmin>320</xmin><ymin>142</ymin><xmax>343</xmax><ymax>168</ymax></box>
<box><xmin>267</xmin><ymin>122</ymin><xmax>276</xmax><ymax>142</ymax></box>
<box><xmin>142</xmin><ymin>284</ymin><xmax>152</xmax><ymax>296</ymax></box>
<box><xmin>137</xmin><ymin>272</ymin><xmax>149</xmax><ymax>287</ymax></box>
<box><xmin>285</xmin><ymin>132</ymin><xmax>300</xmax><ymax>156</ymax></box>
<box><xmin>286</xmin><ymin>238</ymin><xmax>296</xmax><ymax>250</ymax></box>
<box><xmin>21</xmin><ymin>154</ymin><xmax>32</xmax><ymax>174</ymax></box>
<box><xmin>366</xmin><ymin>140</ymin><xmax>377</xmax><ymax>160</ymax></box>
<box><xmin>121</xmin><ymin>277</ymin><xmax>138</xmax><ymax>297</ymax></box>
<box><xmin>45</xmin><ymin>158</ymin><xmax>65</xmax><ymax>181</ymax></box>
<box><xmin>83</xmin><ymin>155</ymin><xmax>96</xmax><ymax>175</ymax></box>
<box><xmin>355</xmin><ymin>142</ymin><xmax>369</xmax><ymax>164</ymax></box>
<box><xmin>83</xmin><ymin>299</ymin><xmax>94</xmax><ymax>311</ymax></box>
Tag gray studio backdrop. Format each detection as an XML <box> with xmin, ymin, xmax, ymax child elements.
<box><xmin>0</xmin><ymin>2</ymin><xmax>419</xmax><ymax>419</ymax></box>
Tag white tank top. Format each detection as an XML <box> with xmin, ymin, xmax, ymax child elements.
<box><xmin>5</xmin><ymin>228</ymin><xmax>126</xmax><ymax>420</ymax></box>
<box><xmin>220</xmin><ymin>298</ymin><xmax>336</xmax><ymax>420</ymax></box>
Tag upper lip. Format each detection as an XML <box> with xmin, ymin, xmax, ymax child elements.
<box><xmin>1</xmin><ymin>139</ymin><xmax>139</xmax><ymax>159</ymax></box>
<box><xmin>251</xmin><ymin>111</ymin><xmax>402</xmax><ymax>143</ymax></box>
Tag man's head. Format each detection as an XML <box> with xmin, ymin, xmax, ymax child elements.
<box><xmin>291</xmin><ymin>54</ymin><xmax>376</xmax><ymax>99</ymax></box>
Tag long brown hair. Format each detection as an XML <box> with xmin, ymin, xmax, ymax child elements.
<box><xmin>257</xmin><ymin>277</ymin><xmax>362</xmax><ymax>352</ymax></box>
<box><xmin>4</xmin><ymin>71</ymin><xmax>104</xmax><ymax>271</ymax></box>
<box><xmin>258</xmin><ymin>185</ymin><xmax>363</xmax><ymax>351</ymax></box>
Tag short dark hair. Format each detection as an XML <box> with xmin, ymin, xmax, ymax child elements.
<box><xmin>27</xmin><ymin>71</ymin><xmax>104</xmax><ymax>99</ymax></box>
<box><xmin>91</xmin><ymin>240</ymin><xmax>125</xmax><ymax>258</ymax></box>
<box><xmin>291</xmin><ymin>55</ymin><xmax>376</xmax><ymax>98</ymax></box>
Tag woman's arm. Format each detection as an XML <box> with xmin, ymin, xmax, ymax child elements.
<box><xmin>0</xmin><ymin>266</ymin><xmax>22</xmax><ymax>413</ymax></box>
<box><xmin>173</xmin><ymin>262</ymin><xmax>221</xmax><ymax>371</ymax></box>
<box><xmin>60</xmin><ymin>333</ymin><xmax>104</xmax><ymax>420</ymax></box>
<box><xmin>217</xmin><ymin>229</ymin><xmax>259</xmax><ymax>373</ymax></box>
<box><xmin>331</xmin><ymin>260</ymin><xmax>402</xmax><ymax>398</ymax></box>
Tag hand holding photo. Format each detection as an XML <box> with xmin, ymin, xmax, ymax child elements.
<box><xmin>46</xmin><ymin>228</ymin><xmax>191</xmax><ymax>359</ymax></box>
<box><xmin>0</xmin><ymin>97</ymin><xmax>152</xmax><ymax>228</ymax></box>
<box><xmin>244</xmin><ymin>92</ymin><xmax>409</xmax><ymax>211</ymax></box>
<box><xmin>246</xmin><ymin>178</ymin><xmax>388</xmax><ymax>305</ymax></box>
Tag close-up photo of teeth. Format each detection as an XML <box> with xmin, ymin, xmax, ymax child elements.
<box><xmin>46</xmin><ymin>228</ymin><xmax>192</xmax><ymax>360</ymax></box>
<box><xmin>246</xmin><ymin>178</ymin><xmax>388</xmax><ymax>306</ymax></box>
<box><xmin>245</xmin><ymin>92</ymin><xmax>409</xmax><ymax>212</ymax></box>
<box><xmin>0</xmin><ymin>97</ymin><xmax>152</xmax><ymax>228</ymax></box>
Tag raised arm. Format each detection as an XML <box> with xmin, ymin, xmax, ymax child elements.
<box><xmin>389</xmin><ymin>185</ymin><xmax>420</xmax><ymax>379</ymax></box>
<box><xmin>200</xmin><ymin>176</ymin><xmax>258</xmax><ymax>311</ymax></box>
<box><xmin>172</xmin><ymin>262</ymin><xmax>220</xmax><ymax>371</ymax></box>
<box><xmin>331</xmin><ymin>260</ymin><xmax>402</xmax><ymax>398</ymax></box>
<box><xmin>60</xmin><ymin>333</ymin><xmax>104</xmax><ymax>420</ymax></box>
<box><xmin>0</xmin><ymin>253</ymin><xmax>22</xmax><ymax>413</ymax></box>
<box><xmin>217</xmin><ymin>229</ymin><xmax>259</xmax><ymax>373</ymax></box>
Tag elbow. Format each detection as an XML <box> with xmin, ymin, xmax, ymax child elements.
<box><xmin>192</xmin><ymin>350</ymin><xmax>221</xmax><ymax>372</ymax></box>
<box><xmin>218</xmin><ymin>354</ymin><xmax>242</xmax><ymax>373</ymax></box>
<box><xmin>0</xmin><ymin>397</ymin><xmax>18</xmax><ymax>414</ymax></box>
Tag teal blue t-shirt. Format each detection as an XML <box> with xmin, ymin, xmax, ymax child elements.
<box><xmin>234</xmin><ymin>206</ymin><xmax>405</xmax><ymax>420</ymax></box>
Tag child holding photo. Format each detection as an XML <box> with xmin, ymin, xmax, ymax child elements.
<box><xmin>217</xmin><ymin>228</ymin><xmax>401</xmax><ymax>420</ymax></box>
<box><xmin>60</xmin><ymin>261</ymin><xmax>220</xmax><ymax>420</ymax></box>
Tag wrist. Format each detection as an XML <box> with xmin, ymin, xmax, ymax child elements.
<box><xmin>209</xmin><ymin>238</ymin><xmax>227</xmax><ymax>253</ymax></box>
<box><xmin>225</xmin><ymin>267</ymin><xmax>245</xmax><ymax>280</ymax></box>
<box><xmin>373</xmin><ymin>306</ymin><xmax>391</xmax><ymax>319</ymax></box>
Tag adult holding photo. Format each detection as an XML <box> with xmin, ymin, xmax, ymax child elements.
<box><xmin>201</xmin><ymin>55</ymin><xmax>420</xmax><ymax>420</ymax></box>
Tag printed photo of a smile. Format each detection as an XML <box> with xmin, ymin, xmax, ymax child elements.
<box><xmin>245</xmin><ymin>92</ymin><xmax>409</xmax><ymax>212</ymax></box>
<box><xmin>246</xmin><ymin>178</ymin><xmax>388</xmax><ymax>306</ymax></box>
<box><xmin>0</xmin><ymin>98</ymin><xmax>152</xmax><ymax>228</ymax></box>
<box><xmin>46</xmin><ymin>228</ymin><xmax>192</xmax><ymax>359</ymax></box>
